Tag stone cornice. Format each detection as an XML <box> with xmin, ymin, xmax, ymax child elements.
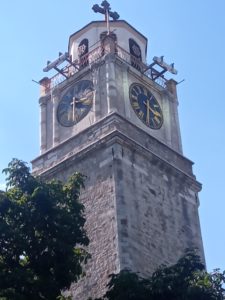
<box><xmin>32</xmin><ymin>112</ymin><xmax>201</xmax><ymax>191</ymax></box>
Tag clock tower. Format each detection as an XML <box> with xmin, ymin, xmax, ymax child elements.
<box><xmin>32</xmin><ymin>2</ymin><xmax>204</xmax><ymax>299</ymax></box>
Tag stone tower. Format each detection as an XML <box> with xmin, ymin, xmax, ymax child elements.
<box><xmin>32</xmin><ymin>3</ymin><xmax>204</xmax><ymax>299</ymax></box>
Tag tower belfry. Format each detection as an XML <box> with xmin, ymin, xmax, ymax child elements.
<box><xmin>32</xmin><ymin>2</ymin><xmax>204</xmax><ymax>299</ymax></box>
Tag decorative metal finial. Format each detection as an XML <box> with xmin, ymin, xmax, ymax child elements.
<box><xmin>92</xmin><ymin>1</ymin><xmax>120</xmax><ymax>34</ymax></box>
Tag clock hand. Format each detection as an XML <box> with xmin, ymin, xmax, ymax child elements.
<box><xmin>146</xmin><ymin>99</ymin><xmax>150</xmax><ymax>125</ymax></box>
<box><xmin>76</xmin><ymin>97</ymin><xmax>87</xmax><ymax>102</ymax></box>
<box><xmin>70</xmin><ymin>97</ymin><xmax>77</xmax><ymax>121</ymax></box>
<box><xmin>144</xmin><ymin>100</ymin><xmax>161</xmax><ymax>118</ymax></box>
<box><xmin>76</xmin><ymin>96</ymin><xmax>92</xmax><ymax>106</ymax></box>
<box><xmin>70</xmin><ymin>91</ymin><xmax>93</xmax><ymax>121</ymax></box>
<box><xmin>149</xmin><ymin>107</ymin><xmax>161</xmax><ymax>117</ymax></box>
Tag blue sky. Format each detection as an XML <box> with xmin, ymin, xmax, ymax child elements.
<box><xmin>0</xmin><ymin>1</ymin><xmax>225</xmax><ymax>272</ymax></box>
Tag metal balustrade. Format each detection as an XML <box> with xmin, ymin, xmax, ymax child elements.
<box><xmin>41</xmin><ymin>44</ymin><xmax>167</xmax><ymax>95</ymax></box>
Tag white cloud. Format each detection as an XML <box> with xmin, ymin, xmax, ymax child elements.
<box><xmin>0</xmin><ymin>183</ymin><xmax>6</xmax><ymax>191</ymax></box>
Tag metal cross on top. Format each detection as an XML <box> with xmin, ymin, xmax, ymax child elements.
<box><xmin>92</xmin><ymin>1</ymin><xmax>120</xmax><ymax>34</ymax></box>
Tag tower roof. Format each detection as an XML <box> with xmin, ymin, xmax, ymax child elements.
<box><xmin>68</xmin><ymin>20</ymin><xmax>148</xmax><ymax>56</ymax></box>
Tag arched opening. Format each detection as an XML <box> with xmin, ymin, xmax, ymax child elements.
<box><xmin>78</xmin><ymin>38</ymin><xmax>89</xmax><ymax>68</ymax></box>
<box><xmin>129</xmin><ymin>38</ymin><xmax>142</xmax><ymax>71</ymax></box>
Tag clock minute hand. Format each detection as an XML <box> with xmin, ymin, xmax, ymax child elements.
<box><xmin>71</xmin><ymin>97</ymin><xmax>77</xmax><ymax>121</ymax></box>
<box><xmin>144</xmin><ymin>98</ymin><xmax>161</xmax><ymax>123</ymax></box>
<box><xmin>144</xmin><ymin>99</ymin><xmax>155</xmax><ymax>124</ymax></box>
<box><xmin>148</xmin><ymin>105</ymin><xmax>161</xmax><ymax>117</ymax></box>
<box><xmin>76</xmin><ymin>96</ymin><xmax>93</xmax><ymax>106</ymax></box>
<box><xmin>146</xmin><ymin>99</ymin><xmax>150</xmax><ymax>125</ymax></box>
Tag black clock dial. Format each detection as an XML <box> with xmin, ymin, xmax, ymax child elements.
<box><xmin>129</xmin><ymin>83</ymin><xmax>163</xmax><ymax>129</ymax></box>
<box><xmin>57</xmin><ymin>80</ymin><xmax>94</xmax><ymax>127</ymax></box>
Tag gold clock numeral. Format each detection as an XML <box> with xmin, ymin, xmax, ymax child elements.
<box><xmin>132</xmin><ymin>101</ymin><xmax>140</xmax><ymax>110</ymax></box>
<box><xmin>131</xmin><ymin>90</ymin><xmax>138</xmax><ymax>98</ymax></box>
<box><xmin>132</xmin><ymin>85</ymin><xmax>142</xmax><ymax>96</ymax></box>
<box><xmin>154</xmin><ymin>116</ymin><xmax>161</xmax><ymax>124</ymax></box>
<box><xmin>138</xmin><ymin>110</ymin><xmax>144</xmax><ymax>118</ymax></box>
<box><xmin>80</xmin><ymin>108</ymin><xmax>85</xmax><ymax>113</ymax></box>
<box><xmin>131</xmin><ymin>94</ymin><xmax>138</xmax><ymax>101</ymax></box>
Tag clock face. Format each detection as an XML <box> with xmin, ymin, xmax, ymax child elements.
<box><xmin>129</xmin><ymin>83</ymin><xmax>163</xmax><ymax>129</ymax></box>
<box><xmin>57</xmin><ymin>80</ymin><xmax>94</xmax><ymax>127</ymax></box>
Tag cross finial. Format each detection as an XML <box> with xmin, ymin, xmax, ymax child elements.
<box><xmin>92</xmin><ymin>1</ymin><xmax>120</xmax><ymax>34</ymax></box>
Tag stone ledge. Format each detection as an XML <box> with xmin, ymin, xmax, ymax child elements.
<box><xmin>32</xmin><ymin>127</ymin><xmax>201</xmax><ymax>192</ymax></box>
<box><xmin>33</xmin><ymin>113</ymin><xmax>193</xmax><ymax>173</ymax></box>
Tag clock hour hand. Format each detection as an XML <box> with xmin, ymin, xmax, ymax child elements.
<box><xmin>144</xmin><ymin>99</ymin><xmax>150</xmax><ymax>125</ymax></box>
<box><xmin>149</xmin><ymin>107</ymin><xmax>161</xmax><ymax>117</ymax></box>
<box><xmin>71</xmin><ymin>97</ymin><xmax>87</xmax><ymax>105</ymax></box>
<box><xmin>76</xmin><ymin>96</ymin><xmax>88</xmax><ymax>102</ymax></box>
<box><xmin>76</xmin><ymin>95</ymin><xmax>92</xmax><ymax>105</ymax></box>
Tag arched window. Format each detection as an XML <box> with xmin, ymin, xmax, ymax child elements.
<box><xmin>78</xmin><ymin>38</ymin><xmax>89</xmax><ymax>68</ymax></box>
<box><xmin>129</xmin><ymin>38</ymin><xmax>142</xmax><ymax>71</ymax></box>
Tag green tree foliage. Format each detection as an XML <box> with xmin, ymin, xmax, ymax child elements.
<box><xmin>96</xmin><ymin>251</ymin><xmax>225</xmax><ymax>300</ymax></box>
<box><xmin>0</xmin><ymin>158</ymin><xmax>89</xmax><ymax>300</ymax></box>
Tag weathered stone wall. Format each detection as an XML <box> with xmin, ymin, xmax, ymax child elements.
<box><xmin>113</xmin><ymin>142</ymin><xmax>204</xmax><ymax>276</ymax></box>
<box><xmin>37</xmin><ymin>143</ymin><xmax>120</xmax><ymax>300</ymax></box>
<box><xmin>32</xmin><ymin>113</ymin><xmax>204</xmax><ymax>299</ymax></box>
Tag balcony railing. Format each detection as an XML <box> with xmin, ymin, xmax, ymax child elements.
<box><xmin>41</xmin><ymin>44</ymin><xmax>167</xmax><ymax>95</ymax></box>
